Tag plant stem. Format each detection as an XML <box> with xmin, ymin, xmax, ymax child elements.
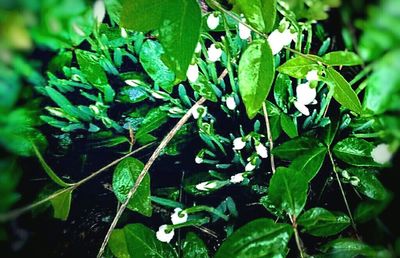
<box><xmin>290</xmin><ymin>215</ymin><xmax>306</xmax><ymax>258</ymax></box>
<box><xmin>97</xmin><ymin>97</ymin><xmax>207</xmax><ymax>258</ymax></box>
<box><xmin>262</xmin><ymin>102</ymin><xmax>276</xmax><ymax>174</ymax></box>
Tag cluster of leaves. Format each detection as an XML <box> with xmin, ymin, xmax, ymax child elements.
<box><xmin>1</xmin><ymin>0</ymin><xmax>400</xmax><ymax>257</ymax></box>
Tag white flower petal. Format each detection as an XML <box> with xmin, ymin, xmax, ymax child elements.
<box><xmin>195</xmin><ymin>42</ymin><xmax>202</xmax><ymax>53</ymax></box>
<box><xmin>230</xmin><ymin>173</ymin><xmax>245</xmax><ymax>184</ymax></box>
<box><xmin>156</xmin><ymin>225</ymin><xmax>174</xmax><ymax>243</ymax></box>
<box><xmin>256</xmin><ymin>143</ymin><xmax>268</xmax><ymax>158</ymax></box>
<box><xmin>296</xmin><ymin>82</ymin><xmax>316</xmax><ymax>105</ymax></box>
<box><xmin>239</xmin><ymin>23</ymin><xmax>251</xmax><ymax>40</ymax></box>
<box><xmin>187</xmin><ymin>64</ymin><xmax>199</xmax><ymax>83</ymax></box>
<box><xmin>267</xmin><ymin>30</ymin><xmax>285</xmax><ymax>55</ymax></box>
<box><xmin>294</xmin><ymin>101</ymin><xmax>310</xmax><ymax>116</ymax></box>
<box><xmin>207</xmin><ymin>44</ymin><xmax>223</xmax><ymax>62</ymax></box>
<box><xmin>195</xmin><ymin>181</ymin><xmax>217</xmax><ymax>191</ymax></box>
<box><xmin>306</xmin><ymin>70</ymin><xmax>319</xmax><ymax>81</ymax></box>
<box><xmin>245</xmin><ymin>162</ymin><xmax>256</xmax><ymax>171</ymax></box>
<box><xmin>120</xmin><ymin>28</ymin><xmax>128</xmax><ymax>38</ymax></box>
<box><xmin>93</xmin><ymin>0</ymin><xmax>106</xmax><ymax>24</ymax></box>
<box><xmin>171</xmin><ymin>208</ymin><xmax>188</xmax><ymax>225</ymax></box>
<box><xmin>371</xmin><ymin>144</ymin><xmax>393</xmax><ymax>164</ymax></box>
<box><xmin>195</xmin><ymin>156</ymin><xmax>203</xmax><ymax>164</ymax></box>
<box><xmin>233</xmin><ymin>137</ymin><xmax>246</xmax><ymax>150</ymax></box>
<box><xmin>207</xmin><ymin>14</ymin><xmax>220</xmax><ymax>30</ymax></box>
<box><xmin>226</xmin><ymin>96</ymin><xmax>237</xmax><ymax>110</ymax></box>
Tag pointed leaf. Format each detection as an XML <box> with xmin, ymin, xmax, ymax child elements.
<box><xmin>333</xmin><ymin>138</ymin><xmax>381</xmax><ymax>167</ymax></box>
<box><xmin>183</xmin><ymin>232</ymin><xmax>209</xmax><ymax>258</ymax></box>
<box><xmin>289</xmin><ymin>147</ymin><xmax>327</xmax><ymax>181</ymax></box>
<box><xmin>277</xmin><ymin>56</ymin><xmax>319</xmax><ymax>79</ymax></box>
<box><xmin>322</xmin><ymin>51</ymin><xmax>363</xmax><ymax>66</ymax></box>
<box><xmin>272</xmin><ymin>136</ymin><xmax>323</xmax><ymax>160</ymax></box>
<box><xmin>50</xmin><ymin>189</ymin><xmax>73</xmax><ymax>221</ymax></box>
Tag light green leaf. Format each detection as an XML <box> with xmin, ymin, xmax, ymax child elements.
<box><xmin>326</xmin><ymin>67</ymin><xmax>362</xmax><ymax>114</ymax></box>
<box><xmin>347</xmin><ymin>168</ymin><xmax>388</xmax><ymax>200</ymax></box>
<box><xmin>333</xmin><ymin>138</ymin><xmax>380</xmax><ymax>167</ymax></box>
<box><xmin>269</xmin><ymin>167</ymin><xmax>308</xmax><ymax>217</ymax></box>
<box><xmin>272</xmin><ymin>136</ymin><xmax>323</xmax><ymax>160</ymax></box>
<box><xmin>120</xmin><ymin>0</ymin><xmax>165</xmax><ymax>32</ymax></box>
<box><xmin>215</xmin><ymin>218</ymin><xmax>292</xmax><ymax>258</ymax></box>
<box><xmin>75</xmin><ymin>50</ymin><xmax>109</xmax><ymax>87</ymax></box>
<box><xmin>231</xmin><ymin>0</ymin><xmax>276</xmax><ymax>33</ymax></box>
<box><xmin>322</xmin><ymin>51</ymin><xmax>363</xmax><ymax>66</ymax></box>
<box><xmin>50</xmin><ymin>188</ymin><xmax>73</xmax><ymax>221</ymax></box>
<box><xmin>289</xmin><ymin>147</ymin><xmax>327</xmax><ymax>182</ymax></box>
<box><xmin>280</xmin><ymin>113</ymin><xmax>298</xmax><ymax>138</ymax></box>
<box><xmin>183</xmin><ymin>232</ymin><xmax>209</xmax><ymax>258</ymax></box>
<box><xmin>297</xmin><ymin>207</ymin><xmax>350</xmax><ymax>237</ymax></box>
<box><xmin>190</xmin><ymin>74</ymin><xmax>218</xmax><ymax>102</ymax></box>
<box><xmin>274</xmin><ymin>73</ymin><xmax>292</xmax><ymax>112</ymax></box>
<box><xmin>109</xmin><ymin>223</ymin><xmax>177</xmax><ymax>258</ymax></box>
<box><xmin>277</xmin><ymin>56</ymin><xmax>319</xmax><ymax>79</ymax></box>
<box><xmin>139</xmin><ymin>40</ymin><xmax>175</xmax><ymax>93</ymax></box>
<box><xmin>239</xmin><ymin>40</ymin><xmax>275</xmax><ymax>119</ymax></box>
<box><xmin>112</xmin><ymin>158</ymin><xmax>152</xmax><ymax>217</ymax></box>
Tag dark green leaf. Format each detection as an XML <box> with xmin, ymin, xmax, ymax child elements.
<box><xmin>289</xmin><ymin>147</ymin><xmax>327</xmax><ymax>181</ymax></box>
<box><xmin>112</xmin><ymin>158</ymin><xmax>152</xmax><ymax>217</ymax></box>
<box><xmin>277</xmin><ymin>56</ymin><xmax>319</xmax><ymax>79</ymax></box>
<box><xmin>322</xmin><ymin>119</ymin><xmax>339</xmax><ymax>146</ymax></box>
<box><xmin>280</xmin><ymin>113</ymin><xmax>298</xmax><ymax>138</ymax></box>
<box><xmin>298</xmin><ymin>207</ymin><xmax>350</xmax><ymax>237</ymax></box>
<box><xmin>326</xmin><ymin>67</ymin><xmax>362</xmax><ymax>114</ymax></box>
<box><xmin>183</xmin><ymin>232</ymin><xmax>209</xmax><ymax>258</ymax></box>
<box><xmin>75</xmin><ymin>50</ymin><xmax>108</xmax><ymax>87</ymax></box>
<box><xmin>50</xmin><ymin>188</ymin><xmax>73</xmax><ymax>221</ymax></box>
<box><xmin>333</xmin><ymin>138</ymin><xmax>380</xmax><ymax>167</ymax></box>
<box><xmin>190</xmin><ymin>74</ymin><xmax>218</xmax><ymax>102</ymax></box>
<box><xmin>321</xmin><ymin>238</ymin><xmax>380</xmax><ymax>257</ymax></box>
<box><xmin>109</xmin><ymin>223</ymin><xmax>177</xmax><ymax>258</ymax></box>
<box><xmin>354</xmin><ymin>193</ymin><xmax>392</xmax><ymax>223</ymax></box>
<box><xmin>274</xmin><ymin>73</ymin><xmax>291</xmax><ymax>112</ymax></box>
<box><xmin>322</xmin><ymin>51</ymin><xmax>363</xmax><ymax>66</ymax></box>
<box><xmin>136</xmin><ymin>107</ymin><xmax>169</xmax><ymax>141</ymax></box>
<box><xmin>215</xmin><ymin>218</ymin><xmax>292</xmax><ymax>258</ymax></box>
<box><xmin>347</xmin><ymin>168</ymin><xmax>388</xmax><ymax>200</ymax></box>
<box><xmin>272</xmin><ymin>136</ymin><xmax>323</xmax><ymax>160</ymax></box>
<box><xmin>239</xmin><ymin>40</ymin><xmax>275</xmax><ymax>119</ymax></box>
<box><xmin>269</xmin><ymin>167</ymin><xmax>308</xmax><ymax>217</ymax></box>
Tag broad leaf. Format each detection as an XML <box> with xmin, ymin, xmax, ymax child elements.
<box><xmin>277</xmin><ymin>56</ymin><xmax>319</xmax><ymax>79</ymax></box>
<box><xmin>215</xmin><ymin>218</ymin><xmax>292</xmax><ymax>258</ymax></box>
<box><xmin>190</xmin><ymin>74</ymin><xmax>218</xmax><ymax>102</ymax></box>
<box><xmin>321</xmin><ymin>238</ymin><xmax>381</xmax><ymax>257</ymax></box>
<box><xmin>280</xmin><ymin>113</ymin><xmax>298</xmax><ymax>138</ymax></box>
<box><xmin>268</xmin><ymin>167</ymin><xmax>308</xmax><ymax>217</ymax></box>
<box><xmin>272</xmin><ymin>136</ymin><xmax>323</xmax><ymax>160</ymax></box>
<box><xmin>347</xmin><ymin>168</ymin><xmax>388</xmax><ymax>200</ymax></box>
<box><xmin>109</xmin><ymin>223</ymin><xmax>177</xmax><ymax>258</ymax></box>
<box><xmin>326</xmin><ymin>67</ymin><xmax>362</xmax><ymax>114</ymax></box>
<box><xmin>136</xmin><ymin>107</ymin><xmax>169</xmax><ymax>142</ymax></box>
<box><xmin>333</xmin><ymin>138</ymin><xmax>380</xmax><ymax>167</ymax></box>
<box><xmin>183</xmin><ymin>232</ymin><xmax>209</xmax><ymax>258</ymax></box>
<box><xmin>322</xmin><ymin>51</ymin><xmax>363</xmax><ymax>66</ymax></box>
<box><xmin>50</xmin><ymin>188</ymin><xmax>73</xmax><ymax>221</ymax></box>
<box><xmin>274</xmin><ymin>73</ymin><xmax>291</xmax><ymax>112</ymax></box>
<box><xmin>289</xmin><ymin>147</ymin><xmax>327</xmax><ymax>181</ymax></box>
<box><xmin>354</xmin><ymin>193</ymin><xmax>392</xmax><ymax>223</ymax></box>
<box><xmin>112</xmin><ymin>158</ymin><xmax>152</xmax><ymax>217</ymax></box>
<box><xmin>238</xmin><ymin>40</ymin><xmax>275</xmax><ymax>119</ymax></box>
<box><xmin>297</xmin><ymin>207</ymin><xmax>350</xmax><ymax>237</ymax></box>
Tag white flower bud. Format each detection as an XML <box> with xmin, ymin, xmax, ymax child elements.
<box><xmin>233</xmin><ymin>137</ymin><xmax>246</xmax><ymax>150</ymax></box>
<box><xmin>93</xmin><ymin>0</ymin><xmax>106</xmax><ymax>24</ymax></box>
<box><xmin>239</xmin><ymin>22</ymin><xmax>251</xmax><ymax>40</ymax></box>
<box><xmin>255</xmin><ymin>143</ymin><xmax>268</xmax><ymax>158</ymax></box>
<box><xmin>267</xmin><ymin>29</ymin><xmax>297</xmax><ymax>55</ymax></box>
<box><xmin>195</xmin><ymin>181</ymin><xmax>217</xmax><ymax>191</ymax></box>
<box><xmin>125</xmin><ymin>79</ymin><xmax>140</xmax><ymax>86</ymax></box>
<box><xmin>341</xmin><ymin>170</ymin><xmax>350</xmax><ymax>179</ymax></box>
<box><xmin>207</xmin><ymin>13</ymin><xmax>220</xmax><ymax>30</ymax></box>
<box><xmin>293</xmin><ymin>101</ymin><xmax>310</xmax><ymax>116</ymax></box>
<box><xmin>226</xmin><ymin>96</ymin><xmax>237</xmax><ymax>110</ymax></box>
<box><xmin>350</xmin><ymin>176</ymin><xmax>360</xmax><ymax>187</ymax></box>
<box><xmin>121</xmin><ymin>28</ymin><xmax>128</xmax><ymax>38</ymax></box>
<box><xmin>296</xmin><ymin>82</ymin><xmax>316</xmax><ymax>105</ymax></box>
<box><xmin>230</xmin><ymin>173</ymin><xmax>245</xmax><ymax>184</ymax></box>
<box><xmin>245</xmin><ymin>162</ymin><xmax>256</xmax><ymax>172</ymax></box>
<box><xmin>207</xmin><ymin>44</ymin><xmax>223</xmax><ymax>62</ymax></box>
<box><xmin>151</xmin><ymin>91</ymin><xmax>168</xmax><ymax>100</ymax></box>
<box><xmin>187</xmin><ymin>63</ymin><xmax>199</xmax><ymax>83</ymax></box>
<box><xmin>195</xmin><ymin>156</ymin><xmax>204</xmax><ymax>164</ymax></box>
<box><xmin>156</xmin><ymin>225</ymin><xmax>174</xmax><ymax>243</ymax></box>
<box><xmin>195</xmin><ymin>42</ymin><xmax>202</xmax><ymax>53</ymax></box>
<box><xmin>192</xmin><ymin>105</ymin><xmax>207</xmax><ymax>119</ymax></box>
<box><xmin>171</xmin><ymin>208</ymin><xmax>188</xmax><ymax>225</ymax></box>
<box><xmin>371</xmin><ymin>144</ymin><xmax>393</xmax><ymax>164</ymax></box>
<box><xmin>306</xmin><ymin>70</ymin><xmax>319</xmax><ymax>81</ymax></box>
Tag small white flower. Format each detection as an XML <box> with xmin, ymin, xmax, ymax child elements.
<box><xmin>195</xmin><ymin>42</ymin><xmax>202</xmax><ymax>53</ymax></box>
<box><xmin>196</xmin><ymin>181</ymin><xmax>217</xmax><ymax>191</ymax></box>
<box><xmin>306</xmin><ymin>70</ymin><xmax>319</xmax><ymax>81</ymax></box>
<box><xmin>239</xmin><ymin>22</ymin><xmax>251</xmax><ymax>40</ymax></box>
<box><xmin>207</xmin><ymin>44</ymin><xmax>223</xmax><ymax>62</ymax></box>
<box><xmin>267</xmin><ymin>29</ymin><xmax>297</xmax><ymax>55</ymax></box>
<box><xmin>152</xmin><ymin>91</ymin><xmax>168</xmax><ymax>100</ymax></box>
<box><xmin>341</xmin><ymin>170</ymin><xmax>350</xmax><ymax>179</ymax></box>
<box><xmin>296</xmin><ymin>82</ymin><xmax>317</xmax><ymax>105</ymax></box>
<box><xmin>171</xmin><ymin>208</ymin><xmax>188</xmax><ymax>225</ymax></box>
<box><xmin>125</xmin><ymin>79</ymin><xmax>140</xmax><ymax>86</ymax></box>
<box><xmin>192</xmin><ymin>105</ymin><xmax>207</xmax><ymax>119</ymax></box>
<box><xmin>226</xmin><ymin>96</ymin><xmax>237</xmax><ymax>110</ymax></box>
<box><xmin>245</xmin><ymin>162</ymin><xmax>256</xmax><ymax>171</ymax></box>
<box><xmin>187</xmin><ymin>64</ymin><xmax>199</xmax><ymax>83</ymax></box>
<box><xmin>230</xmin><ymin>173</ymin><xmax>245</xmax><ymax>184</ymax></box>
<box><xmin>207</xmin><ymin>13</ymin><xmax>220</xmax><ymax>30</ymax></box>
<box><xmin>169</xmin><ymin>107</ymin><xmax>184</xmax><ymax>115</ymax></box>
<box><xmin>350</xmin><ymin>176</ymin><xmax>360</xmax><ymax>187</ymax></box>
<box><xmin>371</xmin><ymin>144</ymin><xmax>393</xmax><ymax>164</ymax></box>
<box><xmin>195</xmin><ymin>156</ymin><xmax>203</xmax><ymax>164</ymax></box>
<box><xmin>255</xmin><ymin>143</ymin><xmax>268</xmax><ymax>158</ymax></box>
<box><xmin>293</xmin><ymin>101</ymin><xmax>310</xmax><ymax>116</ymax></box>
<box><xmin>156</xmin><ymin>225</ymin><xmax>174</xmax><ymax>243</ymax></box>
<box><xmin>233</xmin><ymin>137</ymin><xmax>246</xmax><ymax>150</ymax></box>
<box><xmin>93</xmin><ymin>0</ymin><xmax>106</xmax><ymax>24</ymax></box>
<box><xmin>121</xmin><ymin>28</ymin><xmax>128</xmax><ymax>38</ymax></box>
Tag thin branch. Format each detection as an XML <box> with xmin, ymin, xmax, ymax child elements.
<box><xmin>290</xmin><ymin>215</ymin><xmax>306</xmax><ymax>258</ymax></box>
<box><xmin>97</xmin><ymin>97</ymin><xmax>207</xmax><ymax>258</ymax></box>
<box><xmin>262</xmin><ymin>102</ymin><xmax>276</xmax><ymax>174</ymax></box>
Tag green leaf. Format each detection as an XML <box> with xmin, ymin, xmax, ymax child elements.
<box><xmin>347</xmin><ymin>168</ymin><xmax>388</xmax><ymax>200</ymax></box>
<box><xmin>190</xmin><ymin>74</ymin><xmax>218</xmax><ymax>102</ymax></box>
<box><xmin>121</xmin><ymin>0</ymin><xmax>166</xmax><ymax>32</ymax></box>
<box><xmin>322</xmin><ymin>51</ymin><xmax>363</xmax><ymax>66</ymax></box>
<box><xmin>280</xmin><ymin>113</ymin><xmax>298</xmax><ymax>138</ymax></box>
<box><xmin>50</xmin><ymin>189</ymin><xmax>73</xmax><ymax>221</ymax></box>
<box><xmin>289</xmin><ymin>147</ymin><xmax>327</xmax><ymax>182</ymax></box>
<box><xmin>268</xmin><ymin>167</ymin><xmax>308</xmax><ymax>217</ymax></box>
<box><xmin>277</xmin><ymin>56</ymin><xmax>319</xmax><ymax>79</ymax></box>
<box><xmin>75</xmin><ymin>50</ymin><xmax>109</xmax><ymax>87</ymax></box>
<box><xmin>112</xmin><ymin>158</ymin><xmax>152</xmax><ymax>217</ymax></box>
<box><xmin>215</xmin><ymin>218</ymin><xmax>292</xmax><ymax>258</ymax></box>
<box><xmin>274</xmin><ymin>73</ymin><xmax>291</xmax><ymax>112</ymax></box>
<box><xmin>322</xmin><ymin>119</ymin><xmax>339</xmax><ymax>146</ymax></box>
<box><xmin>183</xmin><ymin>232</ymin><xmax>209</xmax><ymax>258</ymax></box>
<box><xmin>297</xmin><ymin>207</ymin><xmax>350</xmax><ymax>237</ymax></box>
<box><xmin>136</xmin><ymin>107</ymin><xmax>169</xmax><ymax>141</ymax></box>
<box><xmin>354</xmin><ymin>194</ymin><xmax>392</xmax><ymax>223</ymax></box>
<box><xmin>272</xmin><ymin>136</ymin><xmax>323</xmax><ymax>160</ymax></box>
<box><xmin>231</xmin><ymin>0</ymin><xmax>276</xmax><ymax>33</ymax></box>
<box><xmin>139</xmin><ymin>40</ymin><xmax>175</xmax><ymax>93</ymax></box>
<box><xmin>326</xmin><ymin>67</ymin><xmax>362</xmax><ymax>114</ymax></box>
<box><xmin>333</xmin><ymin>138</ymin><xmax>380</xmax><ymax>167</ymax></box>
<box><xmin>321</xmin><ymin>238</ymin><xmax>380</xmax><ymax>257</ymax></box>
<box><xmin>109</xmin><ymin>223</ymin><xmax>177</xmax><ymax>258</ymax></box>
<box><xmin>238</xmin><ymin>40</ymin><xmax>275</xmax><ymax>119</ymax></box>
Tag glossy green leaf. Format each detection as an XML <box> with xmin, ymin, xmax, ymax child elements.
<box><xmin>347</xmin><ymin>168</ymin><xmax>388</xmax><ymax>200</ymax></box>
<box><xmin>190</xmin><ymin>74</ymin><xmax>218</xmax><ymax>102</ymax></box>
<box><xmin>297</xmin><ymin>207</ymin><xmax>350</xmax><ymax>237</ymax></box>
<box><xmin>109</xmin><ymin>223</ymin><xmax>177</xmax><ymax>258</ymax></box>
<box><xmin>183</xmin><ymin>232</ymin><xmax>209</xmax><ymax>258</ymax></box>
<box><xmin>231</xmin><ymin>0</ymin><xmax>276</xmax><ymax>33</ymax></box>
<box><xmin>326</xmin><ymin>67</ymin><xmax>362</xmax><ymax>114</ymax></box>
<box><xmin>354</xmin><ymin>193</ymin><xmax>392</xmax><ymax>223</ymax></box>
<box><xmin>321</xmin><ymin>238</ymin><xmax>380</xmax><ymax>257</ymax></box>
<box><xmin>215</xmin><ymin>218</ymin><xmax>292</xmax><ymax>258</ymax></box>
<box><xmin>75</xmin><ymin>50</ymin><xmax>108</xmax><ymax>87</ymax></box>
<box><xmin>289</xmin><ymin>147</ymin><xmax>327</xmax><ymax>181</ymax></box>
<box><xmin>50</xmin><ymin>188</ymin><xmax>73</xmax><ymax>221</ymax></box>
<box><xmin>238</xmin><ymin>40</ymin><xmax>275</xmax><ymax>119</ymax></box>
<box><xmin>136</xmin><ymin>107</ymin><xmax>168</xmax><ymax>141</ymax></box>
<box><xmin>277</xmin><ymin>56</ymin><xmax>319</xmax><ymax>79</ymax></box>
<box><xmin>272</xmin><ymin>136</ymin><xmax>323</xmax><ymax>160</ymax></box>
<box><xmin>333</xmin><ymin>138</ymin><xmax>380</xmax><ymax>167</ymax></box>
<box><xmin>112</xmin><ymin>158</ymin><xmax>152</xmax><ymax>217</ymax></box>
<box><xmin>322</xmin><ymin>51</ymin><xmax>363</xmax><ymax>66</ymax></box>
<box><xmin>322</xmin><ymin>119</ymin><xmax>339</xmax><ymax>146</ymax></box>
<box><xmin>269</xmin><ymin>167</ymin><xmax>308</xmax><ymax>217</ymax></box>
<box><xmin>274</xmin><ymin>73</ymin><xmax>291</xmax><ymax>112</ymax></box>
<box><xmin>139</xmin><ymin>40</ymin><xmax>175</xmax><ymax>93</ymax></box>
<box><xmin>280</xmin><ymin>113</ymin><xmax>298</xmax><ymax>138</ymax></box>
